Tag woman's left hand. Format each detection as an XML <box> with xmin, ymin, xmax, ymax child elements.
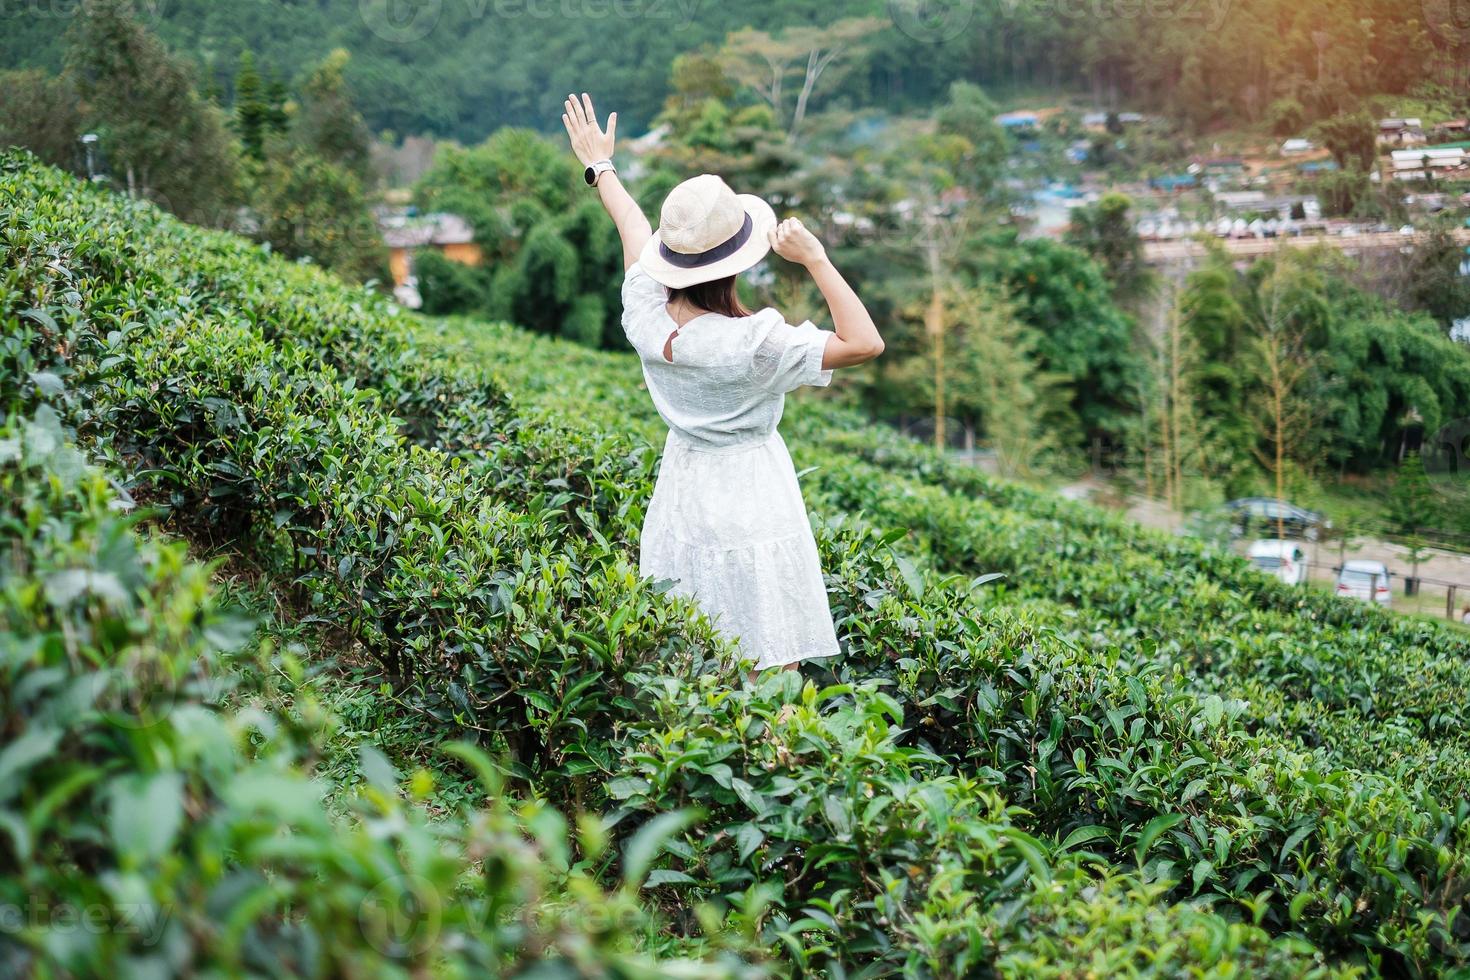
<box><xmin>562</xmin><ymin>92</ymin><xmax>616</xmax><ymax>167</ymax></box>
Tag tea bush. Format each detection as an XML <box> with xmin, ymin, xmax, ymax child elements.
<box><xmin>429</xmin><ymin>315</ymin><xmax>1470</xmax><ymax>794</ymax></box>
<box><xmin>6</xmin><ymin>153</ymin><xmax>1469</xmax><ymax>974</ymax></box>
<box><xmin>0</xmin><ymin>407</ymin><xmax>753</xmax><ymax>977</ymax></box>
<box><xmin>612</xmin><ymin>670</ymin><xmax>1349</xmax><ymax>976</ymax></box>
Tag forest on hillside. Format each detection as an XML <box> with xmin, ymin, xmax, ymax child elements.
<box><xmin>2</xmin><ymin>0</ymin><xmax>1466</xmax><ymax>139</ymax></box>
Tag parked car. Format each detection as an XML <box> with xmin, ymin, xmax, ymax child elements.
<box><xmin>1336</xmin><ymin>560</ymin><xmax>1392</xmax><ymax>607</ymax></box>
<box><xmin>1224</xmin><ymin>497</ymin><xmax>1330</xmax><ymax>541</ymax></box>
<box><xmin>1248</xmin><ymin>540</ymin><xmax>1309</xmax><ymax>585</ymax></box>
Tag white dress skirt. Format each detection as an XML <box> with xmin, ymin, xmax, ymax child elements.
<box><xmin>620</xmin><ymin>263</ymin><xmax>842</xmax><ymax>669</ymax></box>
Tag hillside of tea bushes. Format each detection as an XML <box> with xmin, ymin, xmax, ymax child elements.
<box><xmin>4</xmin><ymin>152</ymin><xmax>1468</xmax><ymax>976</ymax></box>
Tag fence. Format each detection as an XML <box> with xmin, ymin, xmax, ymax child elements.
<box><xmin>1300</xmin><ymin>559</ymin><xmax>1470</xmax><ymax>624</ymax></box>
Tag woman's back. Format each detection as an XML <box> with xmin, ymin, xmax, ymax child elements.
<box><xmin>621</xmin><ymin>263</ymin><xmax>833</xmax><ymax>451</ymax></box>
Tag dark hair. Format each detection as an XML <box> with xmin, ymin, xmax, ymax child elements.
<box><xmin>668</xmin><ymin>275</ymin><xmax>750</xmax><ymax>319</ymax></box>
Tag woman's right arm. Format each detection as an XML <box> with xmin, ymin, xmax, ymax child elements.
<box><xmin>562</xmin><ymin>92</ymin><xmax>651</xmax><ymax>269</ymax></box>
<box><xmin>769</xmin><ymin>218</ymin><xmax>884</xmax><ymax>369</ymax></box>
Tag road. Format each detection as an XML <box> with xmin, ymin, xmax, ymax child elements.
<box><xmin>1143</xmin><ymin>228</ymin><xmax>1470</xmax><ymax>264</ymax></box>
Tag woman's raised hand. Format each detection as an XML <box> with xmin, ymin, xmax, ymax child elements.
<box><xmin>562</xmin><ymin>92</ymin><xmax>616</xmax><ymax>167</ymax></box>
<box><xmin>769</xmin><ymin>217</ymin><xmax>828</xmax><ymax>268</ymax></box>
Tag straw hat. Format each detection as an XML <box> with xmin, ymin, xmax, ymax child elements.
<box><xmin>639</xmin><ymin>174</ymin><xmax>776</xmax><ymax>289</ymax></box>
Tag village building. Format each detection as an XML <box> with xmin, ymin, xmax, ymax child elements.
<box><xmin>1378</xmin><ymin>117</ymin><xmax>1427</xmax><ymax>147</ymax></box>
<box><xmin>1082</xmin><ymin>110</ymin><xmax>1145</xmax><ymax>132</ymax></box>
<box><xmin>1390</xmin><ymin>146</ymin><xmax>1468</xmax><ymax>181</ymax></box>
<box><xmin>1434</xmin><ymin>119</ymin><xmax>1469</xmax><ymax>141</ymax></box>
<box><xmin>379</xmin><ymin>212</ymin><xmax>480</xmax><ymax>288</ymax></box>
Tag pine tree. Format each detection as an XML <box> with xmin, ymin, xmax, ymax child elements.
<box><xmin>234</xmin><ymin>51</ymin><xmax>268</xmax><ymax>161</ymax></box>
<box><xmin>264</xmin><ymin>74</ymin><xmax>290</xmax><ymax>137</ymax></box>
<box><xmin>1389</xmin><ymin>452</ymin><xmax>1442</xmax><ymax>538</ymax></box>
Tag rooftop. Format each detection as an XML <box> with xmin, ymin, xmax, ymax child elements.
<box><xmin>379</xmin><ymin>212</ymin><xmax>476</xmax><ymax>249</ymax></box>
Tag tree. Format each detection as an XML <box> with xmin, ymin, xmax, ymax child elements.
<box><xmin>1138</xmin><ymin>281</ymin><xmax>1216</xmax><ymax>510</ymax></box>
<box><xmin>1242</xmin><ymin>257</ymin><xmax>1329</xmax><ymax>521</ymax></box>
<box><xmin>264</xmin><ymin>73</ymin><xmax>291</xmax><ymax>137</ymax></box>
<box><xmin>977</xmin><ymin>237</ymin><xmax>1146</xmax><ymax>448</ymax></box>
<box><xmin>1313</xmin><ymin>111</ymin><xmax>1378</xmax><ymax>172</ymax></box>
<box><xmin>933</xmin><ymin>82</ymin><xmax>1009</xmax><ymax>199</ymax></box>
<box><xmin>1390</xmin><ymin>453</ymin><xmax>1443</xmax><ymax>592</ymax></box>
<box><xmin>719</xmin><ymin>18</ymin><xmax>884</xmax><ymax>140</ymax></box>
<box><xmin>950</xmin><ymin>286</ymin><xmax>1064</xmax><ymax>478</ymax></box>
<box><xmin>882</xmin><ymin>116</ymin><xmax>988</xmax><ymax>449</ymax></box>
<box><xmin>65</xmin><ymin>0</ymin><xmax>239</xmax><ymax>225</ymax></box>
<box><xmin>491</xmin><ymin>198</ymin><xmax>624</xmax><ymax>348</ymax></box>
<box><xmin>660</xmin><ymin>49</ymin><xmax>737</xmax><ymax>137</ymax></box>
<box><xmin>1390</xmin><ymin>452</ymin><xmax>1442</xmax><ymax>536</ymax></box>
<box><xmin>1404</xmin><ymin>224</ymin><xmax>1470</xmax><ymax>333</ymax></box>
<box><xmin>1178</xmin><ymin>252</ymin><xmax>1258</xmax><ymax>489</ymax></box>
<box><xmin>1323</xmin><ymin>170</ymin><xmax>1375</xmax><ymax>220</ymax></box>
<box><xmin>0</xmin><ymin>0</ymin><xmax>1441</xmax><ymax>142</ymax></box>
<box><xmin>1266</xmin><ymin>97</ymin><xmax>1307</xmax><ymax>137</ymax></box>
<box><xmin>1065</xmin><ymin>192</ymin><xmax>1155</xmax><ymax>306</ymax></box>
<box><xmin>234</xmin><ymin>51</ymin><xmax>268</xmax><ymax>161</ymax></box>
<box><xmin>881</xmin><ymin>282</ymin><xmax>1064</xmax><ymax>475</ymax></box>
<box><xmin>247</xmin><ymin>149</ymin><xmax>384</xmax><ymax>282</ymax></box>
<box><xmin>416</xmin><ymin>128</ymin><xmax>578</xmax><ymax>264</ymax></box>
<box><xmin>0</xmin><ymin>69</ymin><xmax>83</xmax><ymax>172</ymax></box>
<box><xmin>295</xmin><ymin>49</ymin><xmax>371</xmax><ymax>178</ymax></box>
<box><xmin>414</xmin><ymin>131</ymin><xmax>624</xmax><ymax>346</ymax></box>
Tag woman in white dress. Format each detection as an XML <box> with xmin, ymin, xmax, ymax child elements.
<box><xmin>563</xmin><ymin>93</ymin><xmax>885</xmax><ymax>673</ymax></box>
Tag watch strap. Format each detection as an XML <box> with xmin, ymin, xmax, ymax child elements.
<box><xmin>586</xmin><ymin>159</ymin><xmax>616</xmax><ymax>185</ymax></box>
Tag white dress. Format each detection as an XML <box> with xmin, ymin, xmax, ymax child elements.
<box><xmin>621</xmin><ymin>263</ymin><xmax>842</xmax><ymax>669</ymax></box>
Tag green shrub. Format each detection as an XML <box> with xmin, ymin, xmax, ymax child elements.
<box><xmin>0</xmin><ymin>407</ymin><xmax>752</xmax><ymax>977</ymax></box>
<box><xmin>414</xmin><ymin>247</ymin><xmax>493</xmax><ymax>316</ymax></box>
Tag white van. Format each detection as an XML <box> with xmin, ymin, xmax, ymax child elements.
<box><xmin>1248</xmin><ymin>540</ymin><xmax>1308</xmax><ymax>585</ymax></box>
<box><xmin>1336</xmin><ymin>560</ymin><xmax>1392</xmax><ymax>607</ymax></box>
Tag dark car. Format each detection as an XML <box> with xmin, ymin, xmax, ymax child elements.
<box><xmin>1224</xmin><ymin>497</ymin><xmax>1330</xmax><ymax>541</ymax></box>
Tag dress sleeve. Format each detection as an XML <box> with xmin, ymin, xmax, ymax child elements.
<box><xmin>620</xmin><ymin>263</ymin><xmax>669</xmax><ymax>349</ymax></box>
<box><xmin>748</xmin><ymin>309</ymin><xmax>836</xmax><ymax>394</ymax></box>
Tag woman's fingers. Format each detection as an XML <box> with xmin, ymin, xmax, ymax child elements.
<box><xmin>581</xmin><ymin>92</ymin><xmax>596</xmax><ymax>127</ymax></box>
<box><xmin>605</xmin><ymin>111</ymin><xmax>617</xmax><ymax>142</ymax></box>
<box><xmin>567</xmin><ymin>94</ymin><xmax>585</xmax><ymax>125</ymax></box>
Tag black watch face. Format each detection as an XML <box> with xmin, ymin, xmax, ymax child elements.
<box><xmin>584</xmin><ymin>166</ymin><xmax>597</xmax><ymax>185</ymax></box>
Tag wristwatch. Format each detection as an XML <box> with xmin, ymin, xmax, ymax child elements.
<box><xmin>584</xmin><ymin>159</ymin><xmax>616</xmax><ymax>186</ymax></box>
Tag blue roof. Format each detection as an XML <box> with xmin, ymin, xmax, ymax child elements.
<box><xmin>1149</xmin><ymin>174</ymin><xmax>1198</xmax><ymax>189</ymax></box>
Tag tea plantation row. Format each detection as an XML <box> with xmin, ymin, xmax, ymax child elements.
<box><xmin>434</xmin><ymin>317</ymin><xmax>1470</xmax><ymax>798</ymax></box>
<box><xmin>3</xmin><ymin>153</ymin><xmax>1466</xmax><ymax>974</ymax></box>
